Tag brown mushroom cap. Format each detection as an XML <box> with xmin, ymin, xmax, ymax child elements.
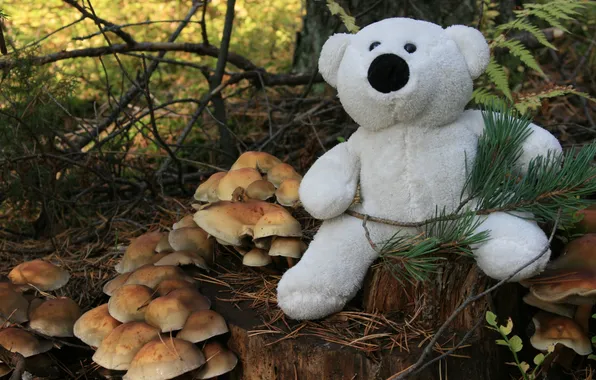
<box><xmin>242</xmin><ymin>248</ymin><xmax>272</xmax><ymax>267</ymax></box>
<box><xmin>123</xmin><ymin>265</ymin><xmax>194</xmax><ymax>289</ymax></box>
<box><xmin>153</xmin><ymin>251</ymin><xmax>209</xmax><ymax>271</ymax></box>
<box><xmin>522</xmin><ymin>293</ymin><xmax>575</xmax><ymax>318</ymax></box>
<box><xmin>28</xmin><ymin>297</ymin><xmax>81</xmax><ymax>337</ymax></box>
<box><xmin>177</xmin><ymin>310</ymin><xmax>228</xmax><ymax>343</ymax></box>
<box><xmin>246</xmin><ymin>179</ymin><xmax>276</xmax><ymax>200</ymax></box>
<box><xmin>193</xmin><ymin>200</ymin><xmax>282</xmax><ymax>246</ymax></box>
<box><xmin>253</xmin><ymin>210</ymin><xmax>302</xmax><ymax>240</ymax></box>
<box><xmin>576</xmin><ymin>206</ymin><xmax>596</xmax><ymax>234</ymax></box>
<box><xmin>144</xmin><ymin>288</ymin><xmax>211</xmax><ymax>332</ymax></box>
<box><xmin>0</xmin><ymin>328</ymin><xmax>53</xmax><ymax>358</ymax></box>
<box><xmin>530</xmin><ymin>311</ymin><xmax>592</xmax><ymax>355</ymax></box>
<box><xmin>73</xmin><ymin>304</ymin><xmax>121</xmax><ymax>348</ymax></box>
<box><xmin>167</xmin><ymin>227</ymin><xmax>213</xmax><ymax>264</ymax></box>
<box><xmin>0</xmin><ymin>282</ymin><xmax>29</xmax><ymax>324</ymax></box>
<box><xmin>275</xmin><ymin>179</ymin><xmax>301</xmax><ymax>207</ymax></box>
<box><xmin>103</xmin><ymin>272</ymin><xmax>132</xmax><ymax>296</ymax></box>
<box><xmin>8</xmin><ymin>259</ymin><xmax>70</xmax><ymax>291</ymax></box>
<box><xmin>92</xmin><ymin>322</ymin><xmax>162</xmax><ymax>371</ymax></box>
<box><xmin>115</xmin><ymin>231</ymin><xmax>165</xmax><ymax>274</ymax></box>
<box><xmin>528</xmin><ymin>270</ymin><xmax>596</xmax><ymax>305</ymax></box>
<box><xmin>173</xmin><ymin>214</ymin><xmax>199</xmax><ymax>230</ymax></box>
<box><xmin>193</xmin><ymin>341</ymin><xmax>238</xmax><ymax>379</ymax></box>
<box><xmin>123</xmin><ymin>338</ymin><xmax>206</xmax><ymax>380</ymax></box>
<box><xmin>230</xmin><ymin>151</ymin><xmax>282</xmax><ymax>173</ymax></box>
<box><xmin>216</xmin><ymin>168</ymin><xmax>262</xmax><ymax>201</ymax></box>
<box><xmin>108</xmin><ymin>284</ymin><xmax>153</xmax><ymax>323</ymax></box>
<box><xmin>154</xmin><ymin>234</ymin><xmax>174</xmax><ymax>254</ymax></box>
<box><xmin>194</xmin><ymin>172</ymin><xmax>227</xmax><ymax>203</ymax></box>
<box><xmin>268</xmin><ymin>237</ymin><xmax>307</xmax><ymax>259</ymax></box>
<box><xmin>155</xmin><ymin>279</ymin><xmax>195</xmax><ymax>297</ymax></box>
<box><xmin>267</xmin><ymin>163</ymin><xmax>302</xmax><ymax>188</ymax></box>
<box><xmin>547</xmin><ymin>233</ymin><xmax>596</xmax><ymax>271</ymax></box>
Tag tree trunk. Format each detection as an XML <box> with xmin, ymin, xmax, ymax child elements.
<box><xmin>293</xmin><ymin>0</ymin><xmax>480</xmax><ymax>73</ymax></box>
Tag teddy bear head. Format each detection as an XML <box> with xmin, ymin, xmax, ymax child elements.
<box><xmin>319</xmin><ymin>18</ymin><xmax>490</xmax><ymax>131</ymax></box>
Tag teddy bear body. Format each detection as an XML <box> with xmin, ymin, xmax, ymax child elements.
<box><xmin>276</xmin><ymin>18</ymin><xmax>562</xmax><ymax>320</ymax></box>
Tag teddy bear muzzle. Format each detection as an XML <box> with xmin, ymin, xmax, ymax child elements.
<box><xmin>367</xmin><ymin>53</ymin><xmax>410</xmax><ymax>94</ymax></box>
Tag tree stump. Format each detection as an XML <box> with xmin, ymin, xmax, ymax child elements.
<box><xmin>204</xmin><ymin>255</ymin><xmax>518</xmax><ymax>380</ymax></box>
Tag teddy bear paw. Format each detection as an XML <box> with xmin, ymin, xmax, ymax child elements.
<box><xmin>277</xmin><ymin>283</ymin><xmax>346</xmax><ymax>321</ymax></box>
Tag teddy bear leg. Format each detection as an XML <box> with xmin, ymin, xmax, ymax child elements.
<box><xmin>471</xmin><ymin>212</ymin><xmax>551</xmax><ymax>282</ymax></box>
<box><xmin>277</xmin><ymin>214</ymin><xmax>382</xmax><ymax>320</ymax></box>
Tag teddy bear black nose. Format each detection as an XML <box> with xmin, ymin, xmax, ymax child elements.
<box><xmin>367</xmin><ymin>54</ymin><xmax>410</xmax><ymax>94</ymax></box>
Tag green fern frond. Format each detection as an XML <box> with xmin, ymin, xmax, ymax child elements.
<box><xmin>515</xmin><ymin>85</ymin><xmax>596</xmax><ymax>114</ymax></box>
<box><xmin>498</xmin><ymin>39</ymin><xmax>545</xmax><ymax>74</ymax></box>
<box><xmin>326</xmin><ymin>0</ymin><xmax>360</xmax><ymax>33</ymax></box>
<box><xmin>496</xmin><ymin>19</ymin><xmax>556</xmax><ymax>50</ymax></box>
<box><xmin>486</xmin><ymin>58</ymin><xmax>512</xmax><ymax>100</ymax></box>
<box><xmin>472</xmin><ymin>88</ymin><xmax>507</xmax><ymax>108</ymax></box>
<box><xmin>524</xmin><ymin>8</ymin><xmax>569</xmax><ymax>32</ymax></box>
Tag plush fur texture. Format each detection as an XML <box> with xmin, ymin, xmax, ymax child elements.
<box><xmin>277</xmin><ymin>18</ymin><xmax>562</xmax><ymax>321</ymax></box>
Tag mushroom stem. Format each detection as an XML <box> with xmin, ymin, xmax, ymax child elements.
<box><xmin>286</xmin><ymin>257</ymin><xmax>295</xmax><ymax>268</ymax></box>
<box><xmin>574</xmin><ymin>304</ymin><xmax>593</xmax><ymax>332</ymax></box>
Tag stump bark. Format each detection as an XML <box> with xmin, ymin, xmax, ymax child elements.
<box><xmin>205</xmin><ymin>256</ymin><xmax>519</xmax><ymax>380</ymax></box>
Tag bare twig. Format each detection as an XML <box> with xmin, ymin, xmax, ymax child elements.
<box><xmin>63</xmin><ymin>0</ymin><xmax>137</xmax><ymax>46</ymax></box>
<box><xmin>387</xmin><ymin>211</ymin><xmax>561</xmax><ymax>379</ymax></box>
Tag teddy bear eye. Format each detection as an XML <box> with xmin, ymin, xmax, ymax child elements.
<box><xmin>369</xmin><ymin>41</ymin><xmax>381</xmax><ymax>51</ymax></box>
<box><xmin>404</xmin><ymin>43</ymin><xmax>417</xmax><ymax>53</ymax></box>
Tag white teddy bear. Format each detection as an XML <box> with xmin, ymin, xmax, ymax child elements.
<box><xmin>276</xmin><ymin>18</ymin><xmax>563</xmax><ymax>321</ymax></box>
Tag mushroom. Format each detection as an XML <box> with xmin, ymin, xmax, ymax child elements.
<box><xmin>144</xmin><ymin>287</ymin><xmax>211</xmax><ymax>332</ymax></box>
<box><xmin>153</xmin><ymin>251</ymin><xmax>209</xmax><ymax>271</ymax></box>
<box><xmin>242</xmin><ymin>248</ymin><xmax>272</xmax><ymax>267</ymax></box>
<box><xmin>0</xmin><ymin>364</ymin><xmax>10</xmax><ymax>377</ymax></box>
<box><xmin>177</xmin><ymin>310</ymin><xmax>228</xmax><ymax>343</ymax></box>
<box><xmin>267</xmin><ymin>163</ymin><xmax>302</xmax><ymax>188</ymax></box>
<box><xmin>172</xmin><ymin>214</ymin><xmax>199</xmax><ymax>230</ymax></box>
<box><xmin>0</xmin><ymin>328</ymin><xmax>53</xmax><ymax>359</ymax></box>
<box><xmin>522</xmin><ymin>234</ymin><xmax>596</xmax><ymax>331</ymax></box>
<box><xmin>253</xmin><ymin>209</ymin><xmax>302</xmax><ymax>241</ymax></box>
<box><xmin>8</xmin><ymin>259</ymin><xmax>70</xmax><ymax>291</ymax></box>
<box><xmin>268</xmin><ymin>237</ymin><xmax>307</xmax><ymax>267</ymax></box>
<box><xmin>154</xmin><ymin>234</ymin><xmax>174</xmax><ymax>254</ymax></box>
<box><xmin>529</xmin><ymin>311</ymin><xmax>592</xmax><ymax>355</ymax></box>
<box><xmin>194</xmin><ymin>172</ymin><xmax>227</xmax><ymax>203</ymax></box>
<box><xmin>168</xmin><ymin>227</ymin><xmax>213</xmax><ymax>264</ymax></box>
<box><xmin>216</xmin><ymin>168</ymin><xmax>263</xmax><ymax>201</ymax></box>
<box><xmin>103</xmin><ymin>272</ymin><xmax>132</xmax><ymax>296</ymax></box>
<box><xmin>28</xmin><ymin>297</ymin><xmax>82</xmax><ymax>337</ymax></box>
<box><xmin>193</xmin><ymin>341</ymin><xmax>238</xmax><ymax>379</ymax></box>
<box><xmin>155</xmin><ymin>279</ymin><xmax>195</xmax><ymax>297</ymax></box>
<box><xmin>275</xmin><ymin>179</ymin><xmax>301</xmax><ymax>207</ymax></box>
<box><xmin>229</xmin><ymin>151</ymin><xmax>282</xmax><ymax>173</ymax></box>
<box><xmin>123</xmin><ymin>265</ymin><xmax>194</xmax><ymax>289</ymax></box>
<box><xmin>523</xmin><ymin>293</ymin><xmax>575</xmax><ymax>319</ymax></box>
<box><xmin>0</xmin><ymin>282</ymin><xmax>29</xmax><ymax>324</ymax></box>
<box><xmin>73</xmin><ymin>304</ymin><xmax>121</xmax><ymax>348</ymax></box>
<box><xmin>107</xmin><ymin>284</ymin><xmax>153</xmax><ymax>323</ymax></box>
<box><xmin>245</xmin><ymin>179</ymin><xmax>276</xmax><ymax>201</ymax></box>
<box><xmin>115</xmin><ymin>231</ymin><xmax>164</xmax><ymax>274</ymax></box>
<box><xmin>193</xmin><ymin>200</ymin><xmax>282</xmax><ymax>247</ymax></box>
<box><xmin>123</xmin><ymin>338</ymin><xmax>206</xmax><ymax>380</ymax></box>
<box><xmin>92</xmin><ymin>322</ymin><xmax>161</xmax><ymax>371</ymax></box>
<box><xmin>576</xmin><ymin>205</ymin><xmax>596</xmax><ymax>233</ymax></box>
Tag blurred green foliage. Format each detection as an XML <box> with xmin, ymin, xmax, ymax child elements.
<box><xmin>2</xmin><ymin>0</ymin><xmax>304</xmax><ymax>100</ymax></box>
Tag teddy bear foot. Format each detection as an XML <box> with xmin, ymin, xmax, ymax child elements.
<box><xmin>277</xmin><ymin>288</ymin><xmax>347</xmax><ymax>321</ymax></box>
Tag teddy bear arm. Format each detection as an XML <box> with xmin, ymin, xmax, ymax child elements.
<box><xmin>517</xmin><ymin>123</ymin><xmax>563</xmax><ymax>173</ymax></box>
<box><xmin>298</xmin><ymin>142</ymin><xmax>360</xmax><ymax>220</ymax></box>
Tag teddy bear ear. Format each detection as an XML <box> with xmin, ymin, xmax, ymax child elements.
<box><xmin>318</xmin><ymin>33</ymin><xmax>352</xmax><ymax>88</ymax></box>
<box><xmin>444</xmin><ymin>25</ymin><xmax>490</xmax><ymax>79</ymax></box>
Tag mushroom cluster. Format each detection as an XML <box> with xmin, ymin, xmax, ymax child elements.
<box><xmin>1</xmin><ymin>259</ymin><xmax>80</xmax><ymax>378</ymax></box>
<box><xmin>75</xmin><ymin>229</ymin><xmax>237</xmax><ymax>379</ymax></box>
<box><xmin>192</xmin><ymin>152</ymin><xmax>306</xmax><ymax>269</ymax></box>
<box><xmin>521</xmin><ymin>233</ymin><xmax>596</xmax><ymax>358</ymax></box>
<box><xmin>194</xmin><ymin>151</ymin><xmax>302</xmax><ymax>207</ymax></box>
